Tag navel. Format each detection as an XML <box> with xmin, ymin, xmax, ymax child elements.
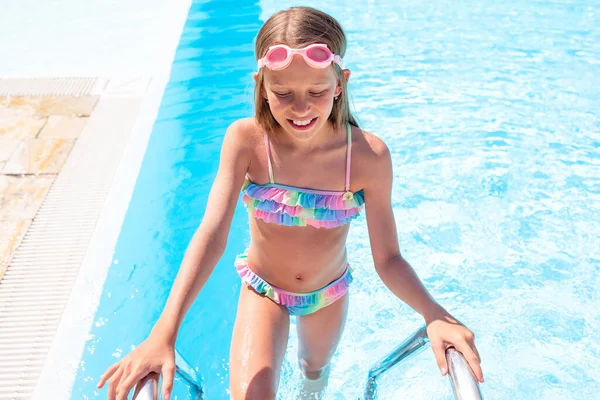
<box><xmin>295</xmin><ymin>274</ymin><xmax>303</xmax><ymax>281</ymax></box>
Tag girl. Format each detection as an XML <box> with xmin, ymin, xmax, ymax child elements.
<box><xmin>98</xmin><ymin>6</ymin><xmax>484</xmax><ymax>400</ymax></box>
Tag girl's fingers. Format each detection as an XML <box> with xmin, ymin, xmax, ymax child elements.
<box><xmin>107</xmin><ymin>367</ymin><xmax>124</xmax><ymax>400</ymax></box>
<box><xmin>462</xmin><ymin>330</ymin><xmax>483</xmax><ymax>380</ymax></box>
<box><xmin>454</xmin><ymin>341</ymin><xmax>484</xmax><ymax>383</ymax></box>
<box><xmin>97</xmin><ymin>362</ymin><xmax>120</xmax><ymax>388</ymax></box>
<box><xmin>468</xmin><ymin>335</ymin><xmax>481</xmax><ymax>362</ymax></box>
<box><xmin>430</xmin><ymin>339</ymin><xmax>449</xmax><ymax>376</ymax></box>
<box><xmin>469</xmin><ymin>343</ymin><xmax>484</xmax><ymax>382</ymax></box>
<box><xmin>116</xmin><ymin>367</ymin><xmax>148</xmax><ymax>400</ymax></box>
<box><xmin>470</xmin><ymin>342</ymin><xmax>481</xmax><ymax>364</ymax></box>
<box><xmin>161</xmin><ymin>363</ymin><xmax>176</xmax><ymax>400</ymax></box>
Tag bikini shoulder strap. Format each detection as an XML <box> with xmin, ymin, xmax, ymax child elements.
<box><xmin>264</xmin><ymin>131</ymin><xmax>275</xmax><ymax>184</ymax></box>
<box><xmin>345</xmin><ymin>122</ymin><xmax>352</xmax><ymax>192</ymax></box>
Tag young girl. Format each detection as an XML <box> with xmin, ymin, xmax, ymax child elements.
<box><xmin>98</xmin><ymin>6</ymin><xmax>484</xmax><ymax>400</ymax></box>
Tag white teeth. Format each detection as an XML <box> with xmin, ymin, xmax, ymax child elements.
<box><xmin>292</xmin><ymin>117</ymin><xmax>314</xmax><ymax>126</ymax></box>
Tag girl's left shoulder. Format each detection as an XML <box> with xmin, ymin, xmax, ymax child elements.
<box><xmin>349</xmin><ymin>126</ymin><xmax>392</xmax><ymax>191</ymax></box>
<box><xmin>350</xmin><ymin>125</ymin><xmax>391</xmax><ymax>166</ymax></box>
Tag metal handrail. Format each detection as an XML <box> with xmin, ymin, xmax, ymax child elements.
<box><xmin>365</xmin><ymin>325</ymin><xmax>483</xmax><ymax>400</ymax></box>
<box><xmin>133</xmin><ymin>349</ymin><xmax>203</xmax><ymax>400</ymax></box>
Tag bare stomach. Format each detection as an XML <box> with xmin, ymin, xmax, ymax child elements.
<box><xmin>245</xmin><ymin>218</ymin><xmax>350</xmax><ymax>292</ymax></box>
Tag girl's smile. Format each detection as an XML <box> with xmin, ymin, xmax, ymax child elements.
<box><xmin>288</xmin><ymin>116</ymin><xmax>318</xmax><ymax>130</ymax></box>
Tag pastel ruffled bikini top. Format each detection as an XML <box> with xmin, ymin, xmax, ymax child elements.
<box><xmin>241</xmin><ymin>122</ymin><xmax>365</xmax><ymax>229</ymax></box>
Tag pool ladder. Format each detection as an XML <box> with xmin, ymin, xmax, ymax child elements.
<box><xmin>131</xmin><ymin>324</ymin><xmax>482</xmax><ymax>399</ymax></box>
<box><xmin>132</xmin><ymin>349</ymin><xmax>203</xmax><ymax>400</ymax></box>
<box><xmin>365</xmin><ymin>324</ymin><xmax>483</xmax><ymax>400</ymax></box>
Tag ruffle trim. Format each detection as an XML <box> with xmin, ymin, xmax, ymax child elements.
<box><xmin>250</xmin><ymin>208</ymin><xmax>361</xmax><ymax>229</ymax></box>
<box><xmin>234</xmin><ymin>255</ymin><xmax>353</xmax><ymax>307</ymax></box>
<box><xmin>242</xmin><ymin>180</ymin><xmax>365</xmax><ymax>211</ymax></box>
<box><xmin>242</xmin><ymin>195</ymin><xmax>362</xmax><ymax>221</ymax></box>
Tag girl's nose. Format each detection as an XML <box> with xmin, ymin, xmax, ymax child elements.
<box><xmin>291</xmin><ymin>97</ymin><xmax>310</xmax><ymax>115</ymax></box>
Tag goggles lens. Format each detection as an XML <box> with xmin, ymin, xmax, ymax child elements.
<box><xmin>306</xmin><ymin>46</ymin><xmax>330</xmax><ymax>62</ymax></box>
<box><xmin>267</xmin><ymin>46</ymin><xmax>288</xmax><ymax>63</ymax></box>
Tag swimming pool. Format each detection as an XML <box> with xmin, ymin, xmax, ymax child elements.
<box><xmin>72</xmin><ymin>0</ymin><xmax>599</xmax><ymax>398</ymax></box>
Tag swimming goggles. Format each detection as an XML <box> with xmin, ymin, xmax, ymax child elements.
<box><xmin>258</xmin><ymin>43</ymin><xmax>344</xmax><ymax>70</ymax></box>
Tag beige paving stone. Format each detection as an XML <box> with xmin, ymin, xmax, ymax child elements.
<box><xmin>37</xmin><ymin>96</ymin><xmax>99</xmax><ymax>116</ymax></box>
<box><xmin>0</xmin><ymin>95</ymin><xmax>98</xmax><ymax>117</ymax></box>
<box><xmin>38</xmin><ymin>116</ymin><xmax>87</xmax><ymax>139</ymax></box>
<box><xmin>0</xmin><ymin>116</ymin><xmax>46</xmax><ymax>138</ymax></box>
<box><xmin>0</xmin><ymin>138</ymin><xmax>21</xmax><ymax>163</ymax></box>
<box><xmin>0</xmin><ymin>175</ymin><xmax>55</xmax><ymax>220</ymax></box>
<box><xmin>2</xmin><ymin>138</ymin><xmax>75</xmax><ymax>175</ymax></box>
<box><xmin>0</xmin><ymin>175</ymin><xmax>9</xmax><ymax>193</ymax></box>
<box><xmin>0</xmin><ymin>217</ymin><xmax>32</xmax><ymax>279</ymax></box>
<box><xmin>0</xmin><ymin>96</ymin><xmax>43</xmax><ymax>116</ymax></box>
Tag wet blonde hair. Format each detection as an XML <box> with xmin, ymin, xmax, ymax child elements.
<box><xmin>254</xmin><ymin>6</ymin><xmax>359</xmax><ymax>134</ymax></box>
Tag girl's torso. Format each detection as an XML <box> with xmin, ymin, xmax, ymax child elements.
<box><xmin>241</xmin><ymin>118</ymin><xmax>368</xmax><ymax>292</ymax></box>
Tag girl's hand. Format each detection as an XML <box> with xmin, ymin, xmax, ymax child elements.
<box><xmin>96</xmin><ymin>334</ymin><xmax>176</xmax><ymax>400</ymax></box>
<box><xmin>425</xmin><ymin>309</ymin><xmax>484</xmax><ymax>383</ymax></box>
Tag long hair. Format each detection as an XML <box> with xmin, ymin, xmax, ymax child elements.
<box><xmin>254</xmin><ymin>6</ymin><xmax>359</xmax><ymax>134</ymax></box>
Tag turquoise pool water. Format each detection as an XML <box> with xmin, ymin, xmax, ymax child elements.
<box><xmin>73</xmin><ymin>0</ymin><xmax>599</xmax><ymax>398</ymax></box>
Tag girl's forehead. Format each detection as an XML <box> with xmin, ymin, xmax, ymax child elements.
<box><xmin>267</xmin><ymin>77</ymin><xmax>332</xmax><ymax>87</ymax></box>
<box><xmin>264</xmin><ymin>60</ymin><xmax>337</xmax><ymax>87</ymax></box>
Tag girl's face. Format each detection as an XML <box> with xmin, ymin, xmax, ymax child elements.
<box><xmin>258</xmin><ymin>54</ymin><xmax>350</xmax><ymax>142</ymax></box>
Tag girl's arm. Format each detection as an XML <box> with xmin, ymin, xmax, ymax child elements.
<box><xmin>150</xmin><ymin>119</ymin><xmax>253</xmax><ymax>344</ymax></box>
<box><xmin>363</xmin><ymin>136</ymin><xmax>484</xmax><ymax>383</ymax></box>
<box><xmin>98</xmin><ymin>120</ymin><xmax>253</xmax><ymax>399</ymax></box>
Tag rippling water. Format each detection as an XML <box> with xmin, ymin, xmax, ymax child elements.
<box><xmin>74</xmin><ymin>0</ymin><xmax>599</xmax><ymax>399</ymax></box>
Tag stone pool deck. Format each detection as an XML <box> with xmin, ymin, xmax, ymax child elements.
<box><xmin>0</xmin><ymin>95</ymin><xmax>98</xmax><ymax>280</ymax></box>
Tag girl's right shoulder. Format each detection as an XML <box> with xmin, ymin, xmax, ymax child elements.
<box><xmin>223</xmin><ymin>117</ymin><xmax>263</xmax><ymax>153</ymax></box>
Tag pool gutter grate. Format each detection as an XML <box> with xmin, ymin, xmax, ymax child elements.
<box><xmin>0</xmin><ymin>77</ymin><xmax>105</xmax><ymax>96</ymax></box>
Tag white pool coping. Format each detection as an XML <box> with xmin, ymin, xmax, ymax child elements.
<box><xmin>31</xmin><ymin>74</ymin><xmax>171</xmax><ymax>399</ymax></box>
